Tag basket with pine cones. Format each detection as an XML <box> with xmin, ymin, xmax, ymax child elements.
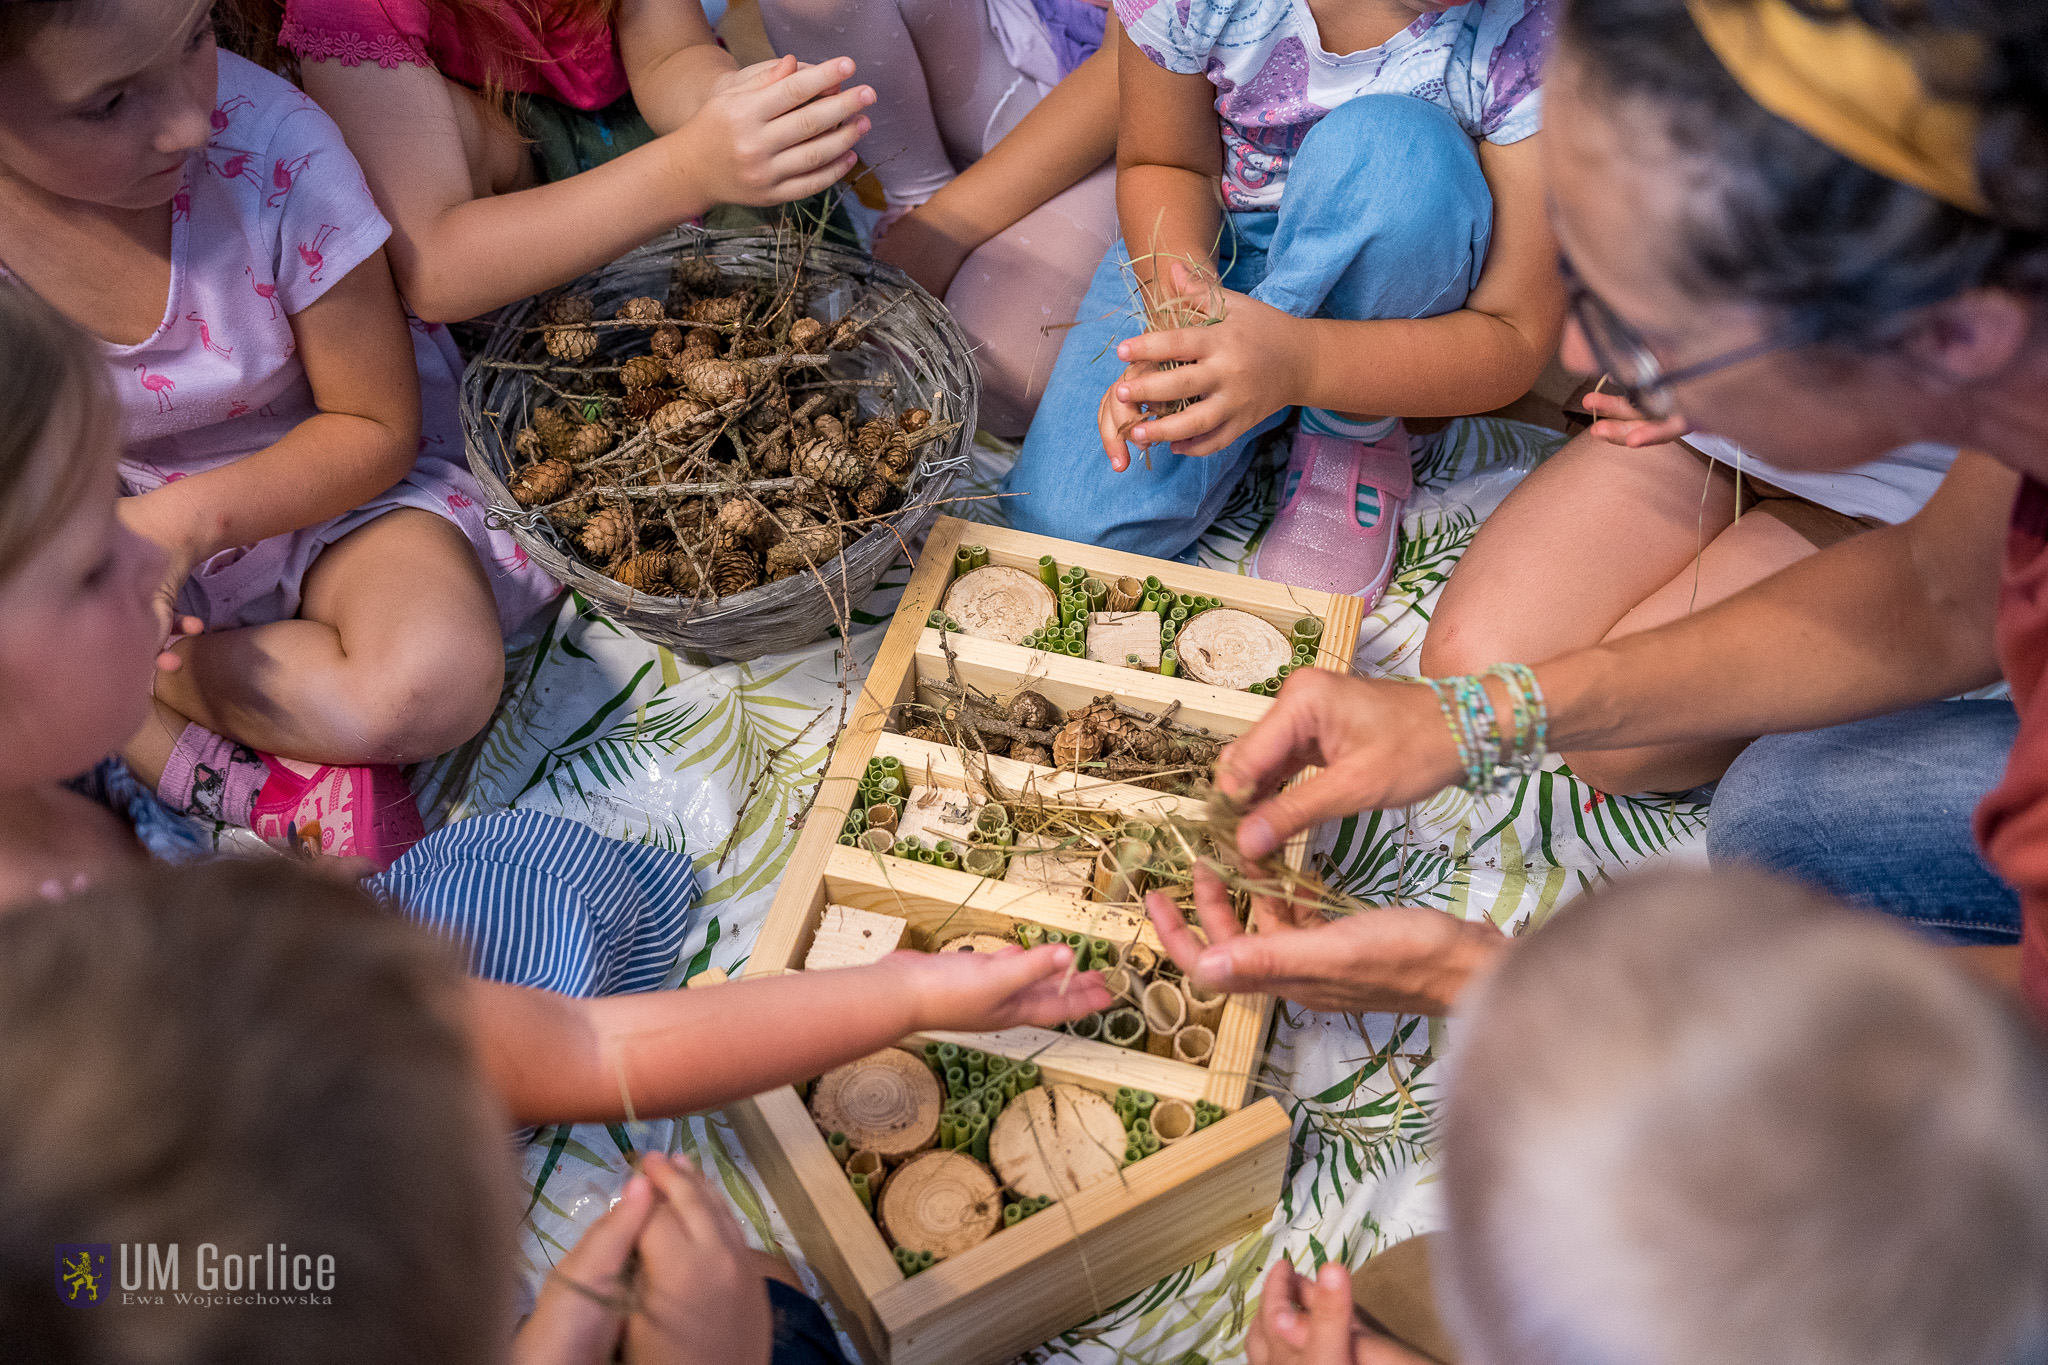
<box><xmin>462</xmin><ymin>225</ymin><xmax>974</xmax><ymax>660</ymax></box>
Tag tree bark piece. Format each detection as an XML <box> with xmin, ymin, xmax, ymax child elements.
<box><xmin>1085</xmin><ymin>611</ymin><xmax>1163</xmax><ymax>670</ymax></box>
<box><xmin>1174</xmin><ymin>609</ymin><xmax>1293</xmax><ymax>691</ymax></box>
<box><xmin>804</xmin><ymin>904</ymin><xmax>908</xmax><ymax>971</ymax></box>
<box><xmin>877</xmin><ymin>1150</ymin><xmax>1003</xmax><ymax>1261</ymax></box>
<box><xmin>989</xmin><ymin>1085</ymin><xmax>1128</xmax><ymax>1202</ymax></box>
<box><xmin>1143</xmin><ymin>980</ymin><xmax>1189</xmax><ymax>1057</ymax></box>
<box><xmin>942</xmin><ymin>566</ymin><xmax>1058</xmax><ymax>645</ymax></box>
<box><xmin>810</xmin><ymin>1049</ymin><xmax>942</xmax><ymax>1162</ymax></box>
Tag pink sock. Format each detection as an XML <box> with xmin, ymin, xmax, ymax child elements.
<box><xmin>157</xmin><ymin>723</ymin><xmax>269</xmax><ymax>827</ymax></box>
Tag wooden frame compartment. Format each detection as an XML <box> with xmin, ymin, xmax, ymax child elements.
<box><xmin>730</xmin><ymin>517</ymin><xmax>1363</xmax><ymax>1364</ymax></box>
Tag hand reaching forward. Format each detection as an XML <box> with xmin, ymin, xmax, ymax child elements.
<box><xmin>1247</xmin><ymin>1261</ymin><xmax>1434</xmax><ymax>1365</ymax></box>
<box><xmin>679</xmin><ymin>56</ymin><xmax>874</xmax><ymax>209</ymax></box>
<box><xmin>1097</xmin><ymin>261</ymin><xmax>1309</xmax><ymax>468</ymax></box>
<box><xmin>900</xmin><ymin>943</ymin><xmax>1113</xmax><ymax>1032</ymax></box>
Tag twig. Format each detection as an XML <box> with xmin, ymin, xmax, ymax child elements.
<box><xmin>714</xmin><ymin>706</ymin><xmax>829</xmax><ymax>871</ymax></box>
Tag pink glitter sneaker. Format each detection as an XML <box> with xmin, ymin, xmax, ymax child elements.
<box><xmin>1253</xmin><ymin>427</ymin><xmax>1413</xmax><ymax>603</ymax></box>
<box><xmin>250</xmin><ymin>755</ymin><xmax>424</xmax><ymax>871</ymax></box>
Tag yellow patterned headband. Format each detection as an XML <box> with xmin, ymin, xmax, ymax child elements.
<box><xmin>1686</xmin><ymin>0</ymin><xmax>1987</xmax><ymax>214</ymax></box>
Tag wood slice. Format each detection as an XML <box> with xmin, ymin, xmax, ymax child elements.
<box><xmin>896</xmin><ymin>786</ymin><xmax>983</xmax><ymax>849</ymax></box>
<box><xmin>1085</xmin><ymin>611</ymin><xmax>1162</xmax><ymax>669</ymax></box>
<box><xmin>810</xmin><ymin>1049</ymin><xmax>942</xmax><ymax>1162</ymax></box>
<box><xmin>1174</xmin><ymin>609</ymin><xmax>1293</xmax><ymax>691</ymax></box>
<box><xmin>804</xmin><ymin>904</ymin><xmax>908</xmax><ymax>971</ymax></box>
<box><xmin>878</xmin><ymin>1150</ymin><xmax>1002</xmax><ymax>1261</ymax></box>
<box><xmin>989</xmin><ymin>1084</ymin><xmax>1127</xmax><ymax>1202</ymax></box>
<box><xmin>942</xmin><ymin>566</ymin><xmax>1057</xmax><ymax>645</ymax></box>
<box><xmin>937</xmin><ymin>932</ymin><xmax>1016</xmax><ymax>955</ymax></box>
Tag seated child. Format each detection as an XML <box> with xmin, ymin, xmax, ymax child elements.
<box><xmin>0</xmin><ymin>1</ymin><xmax>566</xmax><ymax>865</ymax></box>
<box><xmin>1244</xmin><ymin>867</ymin><xmax>2048</xmax><ymax>1364</ymax></box>
<box><xmin>1004</xmin><ymin>0</ymin><xmax>1564</xmax><ymax>597</ymax></box>
<box><xmin>0</xmin><ymin>279</ymin><xmax>1110</xmax><ymax>1126</ymax></box>
<box><xmin>228</xmin><ymin>0</ymin><xmax>874</xmax><ymax>322</ymax></box>
<box><xmin>760</xmin><ymin>0</ymin><xmax>1122</xmax><ymax>435</ymax></box>
<box><xmin>0</xmin><ymin>858</ymin><xmax>971</xmax><ymax>1364</ymax></box>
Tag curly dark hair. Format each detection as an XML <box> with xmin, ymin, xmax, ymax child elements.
<box><xmin>1561</xmin><ymin>0</ymin><xmax>2048</xmax><ymax>345</ymax></box>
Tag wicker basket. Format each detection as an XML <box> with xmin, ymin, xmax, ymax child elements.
<box><xmin>462</xmin><ymin>226</ymin><xmax>976</xmax><ymax>661</ymax></box>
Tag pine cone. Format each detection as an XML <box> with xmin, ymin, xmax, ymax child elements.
<box><xmin>1051</xmin><ymin>720</ymin><xmax>1102</xmax><ymax>769</ymax></box>
<box><xmin>728</xmin><ymin>330</ymin><xmax>775</xmax><ymax>360</ymax></box>
<box><xmin>710</xmin><ymin>547</ymin><xmax>761</xmax><ymax>596</ymax></box>
<box><xmin>681</xmin><ymin>294</ymin><xmax>745</xmax><ymax>326</ymax></box>
<box><xmin>755</xmin><ymin>429</ymin><xmax>792</xmax><ymax>475</ymax></box>
<box><xmin>905</xmin><ymin>723</ymin><xmax>948</xmax><ymax>744</ymax></box>
<box><xmin>677</xmin><ymin>358</ymin><xmax>749</xmax><ymax>405</ymax></box>
<box><xmin>650</xmin><ymin>323</ymin><xmax>684</xmax><ymax>359</ymax></box>
<box><xmin>875</xmin><ymin>432</ymin><xmax>916</xmax><ymax>489</ymax></box>
<box><xmin>543</xmin><ymin>294</ymin><xmax>594</xmax><ymax>326</ymax></box>
<box><xmin>1006</xmin><ymin>691</ymin><xmax>1062</xmax><ymax>730</ymax></box>
<box><xmin>532</xmin><ymin>406</ymin><xmax>576</xmax><ymax>458</ymax></box>
<box><xmin>852</xmin><ymin>476</ymin><xmax>893</xmax><ymax>518</ymax></box>
<box><xmin>827</xmin><ymin>316</ymin><xmax>864</xmax><ymax>350</ymax></box>
<box><xmin>902</xmin><ymin>408</ymin><xmax>932</xmax><ymax>432</ymax></box>
<box><xmin>716</xmin><ymin>498</ymin><xmax>771</xmax><ymax>551</ymax></box>
<box><xmin>792</xmin><ymin>437</ymin><xmax>866</xmax><ymax>489</ymax></box>
<box><xmin>764</xmin><ymin>525</ymin><xmax>844</xmax><ymax>580</ymax></box>
<box><xmin>514</xmin><ymin>426</ymin><xmax>545</xmax><ymax>462</ymax></box>
<box><xmin>622</xmin><ymin>387</ymin><xmax>675</xmax><ymax>422</ymax></box>
<box><xmin>618</xmin><ymin>355</ymin><xmax>669</xmax><ymax>391</ymax></box>
<box><xmin>509</xmin><ymin>457</ymin><xmax>573</xmax><ymax>506</ymax></box>
<box><xmin>612</xmin><ymin>550</ymin><xmax>678</xmax><ymax>595</ymax></box>
<box><xmin>789</xmin><ymin>317</ymin><xmax>826</xmax><ymax>353</ymax></box>
<box><xmin>579</xmin><ymin>504</ymin><xmax>633</xmax><ymax>561</ymax></box>
<box><xmin>854</xmin><ymin>418</ymin><xmax>895</xmax><ymax>463</ymax></box>
<box><xmin>541</xmin><ymin>294</ymin><xmax>597</xmax><ymax>361</ymax></box>
<box><xmin>617</xmin><ymin>296</ymin><xmax>665</xmax><ymax>323</ymax></box>
<box><xmin>814</xmin><ymin>413</ymin><xmax>846</xmax><ymax>446</ymax></box>
<box><xmin>568</xmin><ymin>423</ymin><xmax>613</xmax><ymax>461</ymax></box>
<box><xmin>649</xmin><ymin>397</ymin><xmax>712</xmax><ymax>436</ymax></box>
<box><xmin>686</xmin><ymin>326</ymin><xmax>722</xmax><ymax>355</ymax></box>
<box><xmin>671</xmin><ymin>256</ymin><xmax>723</xmax><ymax>297</ymax></box>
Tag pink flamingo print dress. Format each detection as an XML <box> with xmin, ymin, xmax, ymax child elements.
<box><xmin>88</xmin><ymin>51</ymin><xmax>557</xmax><ymax>634</ymax></box>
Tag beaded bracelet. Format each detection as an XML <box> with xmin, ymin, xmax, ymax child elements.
<box><xmin>1420</xmin><ymin>663</ymin><xmax>1551</xmax><ymax>793</ymax></box>
<box><xmin>1484</xmin><ymin>661</ymin><xmax>1549</xmax><ymax>774</ymax></box>
<box><xmin>1421</xmin><ymin>676</ymin><xmax>1483</xmax><ymax>792</ymax></box>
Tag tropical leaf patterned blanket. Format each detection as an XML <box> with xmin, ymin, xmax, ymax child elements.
<box><xmin>416</xmin><ymin>418</ymin><xmax>1707</xmax><ymax>1361</ymax></box>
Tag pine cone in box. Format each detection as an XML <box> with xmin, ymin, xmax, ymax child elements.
<box><xmin>764</xmin><ymin>525</ymin><xmax>844</xmax><ymax>580</ymax></box>
<box><xmin>509</xmin><ymin>457</ymin><xmax>573</xmax><ymax>506</ymax></box>
<box><xmin>1051</xmin><ymin>720</ymin><xmax>1102</xmax><ymax>769</ymax></box>
<box><xmin>681</xmin><ymin>294</ymin><xmax>746</xmax><ymax>326</ymax></box>
<box><xmin>613</xmin><ymin>550</ymin><xmax>678</xmax><ymax>594</ymax></box>
<box><xmin>541</xmin><ymin>295</ymin><xmax>597</xmax><ymax>360</ymax></box>
<box><xmin>789</xmin><ymin>317</ymin><xmax>826</xmax><ymax>353</ymax></box>
<box><xmin>671</xmin><ymin>256</ymin><xmax>723</xmax><ymax>297</ymax></box>
<box><xmin>532</xmin><ymin>406</ymin><xmax>576</xmax><ymax>458</ymax></box>
<box><xmin>617</xmin><ymin>296</ymin><xmax>665</xmax><ymax>323</ymax></box>
<box><xmin>905</xmin><ymin>723</ymin><xmax>948</xmax><ymax>744</ymax></box>
<box><xmin>579</xmin><ymin>504</ymin><xmax>633</xmax><ymax>561</ymax></box>
<box><xmin>1007</xmin><ymin>691</ymin><xmax>1062</xmax><ymax>730</ymax></box>
<box><xmin>650</xmin><ymin>323</ymin><xmax>684</xmax><ymax>359</ymax></box>
<box><xmin>710</xmin><ymin>547</ymin><xmax>761</xmax><ymax>596</ymax></box>
<box><xmin>676</xmin><ymin>358</ymin><xmax>749</xmax><ymax>405</ymax></box>
<box><xmin>1010</xmin><ymin>741</ymin><xmax>1053</xmax><ymax>767</ymax></box>
<box><xmin>902</xmin><ymin>408</ymin><xmax>932</xmax><ymax>432</ymax></box>
<box><xmin>618</xmin><ymin>355</ymin><xmax>668</xmax><ymax>391</ymax></box>
<box><xmin>568</xmin><ymin>423</ymin><xmax>613</xmax><ymax>461</ymax></box>
<box><xmin>623</xmin><ymin>387</ymin><xmax>675</xmax><ymax>422</ymax></box>
<box><xmin>650</xmin><ymin>397</ymin><xmax>712</xmax><ymax>436</ymax></box>
<box><xmin>793</xmin><ymin>437</ymin><xmax>866</xmax><ymax>489</ymax></box>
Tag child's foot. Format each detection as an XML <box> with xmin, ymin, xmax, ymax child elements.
<box><xmin>1252</xmin><ymin>426</ymin><xmax>1413</xmax><ymax>603</ymax></box>
<box><xmin>250</xmin><ymin>756</ymin><xmax>424</xmax><ymax>871</ymax></box>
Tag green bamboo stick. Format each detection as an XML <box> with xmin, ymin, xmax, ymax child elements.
<box><xmin>828</xmin><ymin>1132</ymin><xmax>850</xmax><ymax>1165</ymax></box>
<box><xmin>1037</xmin><ymin>554</ymin><xmax>1059</xmax><ymax>588</ymax></box>
<box><xmin>967</xmin><ymin>545</ymin><xmax>990</xmax><ymax>570</ymax></box>
<box><xmin>850</xmin><ymin>1171</ymin><xmax>872</xmax><ymax>1212</ymax></box>
<box><xmin>1160</xmin><ymin>649</ymin><xmax>1179</xmax><ymax>678</ymax></box>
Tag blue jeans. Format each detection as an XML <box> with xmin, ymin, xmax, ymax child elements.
<box><xmin>1707</xmin><ymin>701</ymin><xmax>2022</xmax><ymax>945</ymax></box>
<box><xmin>1003</xmin><ymin>94</ymin><xmax>1494</xmax><ymax>556</ymax></box>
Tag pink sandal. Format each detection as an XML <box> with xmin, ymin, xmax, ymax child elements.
<box><xmin>1253</xmin><ymin>426</ymin><xmax>1413</xmax><ymax>603</ymax></box>
<box><xmin>250</xmin><ymin>755</ymin><xmax>425</xmax><ymax>871</ymax></box>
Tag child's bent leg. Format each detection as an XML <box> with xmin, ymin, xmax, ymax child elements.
<box><xmin>1004</xmin><ymin>240</ymin><xmax>1276</xmax><ymax>555</ymax></box>
<box><xmin>156</xmin><ymin>509</ymin><xmax>504</xmax><ymax>766</ymax></box>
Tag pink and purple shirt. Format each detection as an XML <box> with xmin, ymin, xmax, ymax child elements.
<box><xmin>281</xmin><ymin>0</ymin><xmax>628</xmax><ymax>110</ymax></box>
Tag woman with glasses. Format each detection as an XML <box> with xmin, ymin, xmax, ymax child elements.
<box><xmin>1142</xmin><ymin>0</ymin><xmax>2048</xmax><ymax>1024</ymax></box>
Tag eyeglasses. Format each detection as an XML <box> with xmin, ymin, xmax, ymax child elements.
<box><xmin>1559</xmin><ymin>254</ymin><xmax>1808</xmax><ymax>421</ymax></box>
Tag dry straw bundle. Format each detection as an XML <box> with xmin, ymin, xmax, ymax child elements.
<box><xmin>463</xmin><ymin>225</ymin><xmax>977</xmax><ymax>660</ymax></box>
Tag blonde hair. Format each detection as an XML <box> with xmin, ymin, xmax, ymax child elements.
<box><xmin>1438</xmin><ymin>867</ymin><xmax>2048</xmax><ymax>1365</ymax></box>
<box><xmin>0</xmin><ymin>288</ymin><xmax>114</xmax><ymax>582</ymax></box>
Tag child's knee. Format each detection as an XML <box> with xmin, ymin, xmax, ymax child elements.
<box><xmin>1299</xmin><ymin>94</ymin><xmax>1479</xmax><ymax>178</ymax></box>
<box><xmin>344</xmin><ymin>637</ymin><xmax>503</xmax><ymax>762</ymax></box>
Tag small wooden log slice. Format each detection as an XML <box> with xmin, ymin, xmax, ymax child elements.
<box><xmin>878</xmin><ymin>1150</ymin><xmax>1003</xmax><ymax>1261</ymax></box>
<box><xmin>989</xmin><ymin>1084</ymin><xmax>1127</xmax><ymax>1202</ymax></box>
<box><xmin>942</xmin><ymin>566</ymin><xmax>1057</xmax><ymax>645</ymax></box>
<box><xmin>1174</xmin><ymin>609</ymin><xmax>1293</xmax><ymax>691</ymax></box>
<box><xmin>937</xmin><ymin>932</ymin><xmax>1016</xmax><ymax>955</ymax></box>
<box><xmin>810</xmin><ymin>1049</ymin><xmax>942</xmax><ymax>1162</ymax></box>
<box><xmin>1085</xmin><ymin>611</ymin><xmax>1162</xmax><ymax>669</ymax></box>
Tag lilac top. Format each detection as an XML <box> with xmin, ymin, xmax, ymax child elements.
<box><xmin>1033</xmin><ymin>0</ymin><xmax>1111</xmax><ymax>77</ymax></box>
<box><xmin>1114</xmin><ymin>0</ymin><xmax>1554</xmax><ymax>210</ymax></box>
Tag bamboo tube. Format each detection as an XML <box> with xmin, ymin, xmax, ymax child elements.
<box><xmin>846</xmin><ymin>1149</ymin><xmax>883</xmax><ymax>1182</ymax></box>
<box><xmin>1142</xmin><ymin>980</ymin><xmax>1188</xmax><ymax>1056</ymax></box>
<box><xmin>967</xmin><ymin>545</ymin><xmax>990</xmax><ymax>569</ymax></box>
<box><xmin>1122</xmin><ymin>941</ymin><xmax>1159</xmax><ymax>977</ymax></box>
<box><xmin>1092</xmin><ymin>837</ymin><xmax>1152</xmax><ymax>903</ymax></box>
<box><xmin>849</xmin><ymin>1170</ymin><xmax>873</xmax><ymax>1212</ymax></box>
<box><xmin>962</xmin><ymin>846</ymin><xmax>1007</xmax><ymax>878</ymax></box>
<box><xmin>1107</xmin><ymin>575</ymin><xmax>1144</xmax><ymax>611</ymax></box>
<box><xmin>1172</xmin><ymin>1024</ymin><xmax>1215</xmax><ymax>1066</ymax></box>
<box><xmin>1037</xmin><ymin>554</ymin><xmax>1058</xmax><ymax>588</ymax></box>
<box><xmin>1102</xmin><ymin>1007</ymin><xmax>1146</xmax><ymax>1049</ymax></box>
<box><xmin>1181</xmin><ymin>978</ymin><xmax>1227</xmax><ymax>1031</ymax></box>
<box><xmin>1102</xmin><ymin>966</ymin><xmax>1136</xmax><ymax>1007</ymax></box>
<box><xmin>828</xmin><ymin>1131</ymin><xmax>851</xmax><ymax>1165</ymax></box>
<box><xmin>1068</xmin><ymin>1012</ymin><xmax>1103</xmax><ymax>1041</ymax></box>
<box><xmin>865</xmin><ymin>803</ymin><xmax>898</xmax><ymax>833</ymax></box>
<box><xmin>861</xmin><ymin>828</ymin><xmax>895</xmax><ymax>855</ymax></box>
<box><xmin>1151</xmin><ymin>1098</ymin><xmax>1196</xmax><ymax>1146</ymax></box>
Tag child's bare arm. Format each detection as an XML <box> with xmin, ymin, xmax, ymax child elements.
<box><xmin>468</xmin><ymin>945</ymin><xmax>1112</xmax><ymax>1126</ymax></box>
<box><xmin>1115</xmin><ymin>29</ymin><xmax>1223</xmax><ymax>305</ymax></box>
<box><xmin>303</xmin><ymin>56</ymin><xmax>871</xmax><ymax>323</ymax></box>
<box><xmin>1107</xmin><ymin>136</ymin><xmax>1566</xmax><ymax>457</ymax></box>
<box><xmin>117</xmin><ymin>251</ymin><xmax>419</xmax><ymax>571</ymax></box>
<box><xmin>619</xmin><ymin>0</ymin><xmax>740</xmax><ymax>135</ymax></box>
<box><xmin>877</xmin><ymin>15</ymin><xmax>1123</xmax><ymax>299</ymax></box>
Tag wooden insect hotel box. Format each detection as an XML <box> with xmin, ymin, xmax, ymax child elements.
<box><xmin>727</xmin><ymin>517</ymin><xmax>1365</xmax><ymax>1364</ymax></box>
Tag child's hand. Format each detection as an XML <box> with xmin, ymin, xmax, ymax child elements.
<box><xmin>512</xmin><ymin>1168</ymin><xmax>658</xmax><ymax>1365</ymax></box>
<box><xmin>1101</xmin><ymin>261</ymin><xmax>1310</xmax><ymax>462</ymax></box>
<box><xmin>896</xmin><ymin>943</ymin><xmax>1114</xmax><ymax>1033</ymax></box>
<box><xmin>1581</xmin><ymin>386</ymin><xmax>1691</xmax><ymax>448</ymax></box>
<box><xmin>1248</xmin><ymin>1261</ymin><xmax>1434</xmax><ymax>1365</ymax></box>
<box><xmin>628</xmin><ymin>1152</ymin><xmax>774</xmax><ymax>1365</ymax></box>
<box><xmin>677</xmin><ymin>55</ymin><xmax>874</xmax><ymax>210</ymax></box>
